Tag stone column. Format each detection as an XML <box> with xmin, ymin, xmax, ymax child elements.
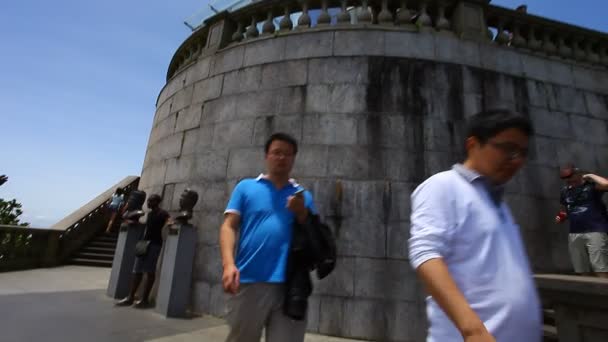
<box><xmin>155</xmin><ymin>223</ymin><xmax>198</xmax><ymax>318</ymax></box>
<box><xmin>107</xmin><ymin>222</ymin><xmax>144</xmax><ymax>299</ymax></box>
<box><xmin>451</xmin><ymin>0</ymin><xmax>491</xmax><ymax>41</ymax></box>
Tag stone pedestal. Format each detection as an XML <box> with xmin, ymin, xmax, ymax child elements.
<box><xmin>155</xmin><ymin>223</ymin><xmax>197</xmax><ymax>318</ymax></box>
<box><xmin>107</xmin><ymin>222</ymin><xmax>144</xmax><ymax>299</ymax></box>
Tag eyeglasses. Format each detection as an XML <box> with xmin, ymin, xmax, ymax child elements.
<box><xmin>268</xmin><ymin>150</ymin><xmax>294</xmax><ymax>158</ymax></box>
<box><xmin>488</xmin><ymin>141</ymin><xmax>528</xmax><ymax>160</ymax></box>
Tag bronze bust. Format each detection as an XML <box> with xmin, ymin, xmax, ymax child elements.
<box><xmin>122</xmin><ymin>190</ymin><xmax>146</xmax><ymax>223</ymax></box>
<box><xmin>175</xmin><ymin>189</ymin><xmax>198</xmax><ymax>224</ymax></box>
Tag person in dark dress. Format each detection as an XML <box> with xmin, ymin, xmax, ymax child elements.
<box><xmin>116</xmin><ymin>194</ymin><xmax>170</xmax><ymax>308</ymax></box>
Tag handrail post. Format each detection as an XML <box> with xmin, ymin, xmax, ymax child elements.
<box><xmin>451</xmin><ymin>0</ymin><xmax>492</xmax><ymax>41</ymax></box>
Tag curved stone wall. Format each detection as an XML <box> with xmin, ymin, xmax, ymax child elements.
<box><xmin>140</xmin><ymin>28</ymin><xmax>608</xmax><ymax>341</ymax></box>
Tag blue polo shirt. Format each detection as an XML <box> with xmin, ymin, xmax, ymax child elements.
<box><xmin>225</xmin><ymin>175</ymin><xmax>317</xmax><ymax>283</ymax></box>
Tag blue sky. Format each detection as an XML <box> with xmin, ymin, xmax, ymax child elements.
<box><xmin>1</xmin><ymin>0</ymin><xmax>606</xmax><ymax>227</ymax></box>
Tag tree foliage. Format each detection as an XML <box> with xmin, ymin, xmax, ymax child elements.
<box><xmin>0</xmin><ymin>198</ymin><xmax>29</xmax><ymax>227</ymax></box>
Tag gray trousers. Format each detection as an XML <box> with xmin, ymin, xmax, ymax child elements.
<box><xmin>225</xmin><ymin>283</ymin><xmax>306</xmax><ymax>342</ymax></box>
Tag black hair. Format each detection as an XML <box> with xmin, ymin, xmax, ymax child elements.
<box><xmin>264</xmin><ymin>132</ymin><xmax>298</xmax><ymax>155</ymax></box>
<box><xmin>466</xmin><ymin>109</ymin><xmax>534</xmax><ymax>144</ymax></box>
<box><xmin>148</xmin><ymin>194</ymin><xmax>162</xmax><ymax>202</ymax></box>
<box><xmin>115</xmin><ymin>188</ymin><xmax>123</xmax><ymax>195</ymax></box>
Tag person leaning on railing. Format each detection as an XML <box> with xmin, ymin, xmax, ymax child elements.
<box><xmin>0</xmin><ymin>175</ymin><xmax>7</xmax><ymax>186</ymax></box>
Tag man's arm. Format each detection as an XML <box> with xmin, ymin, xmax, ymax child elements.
<box><xmin>583</xmin><ymin>174</ymin><xmax>608</xmax><ymax>191</ymax></box>
<box><xmin>417</xmin><ymin>259</ymin><xmax>494</xmax><ymax>340</ymax></box>
<box><xmin>220</xmin><ymin>213</ymin><xmax>240</xmax><ymax>294</ymax></box>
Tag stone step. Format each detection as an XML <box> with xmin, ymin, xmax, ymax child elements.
<box><xmin>82</xmin><ymin>246</ymin><xmax>116</xmax><ymax>254</ymax></box>
<box><xmin>543</xmin><ymin>309</ymin><xmax>555</xmax><ymax>326</ymax></box>
<box><xmin>543</xmin><ymin>324</ymin><xmax>558</xmax><ymax>342</ymax></box>
<box><xmin>94</xmin><ymin>236</ymin><xmax>118</xmax><ymax>243</ymax></box>
<box><xmin>69</xmin><ymin>258</ymin><xmax>112</xmax><ymax>268</ymax></box>
<box><xmin>75</xmin><ymin>252</ymin><xmax>114</xmax><ymax>261</ymax></box>
<box><xmin>89</xmin><ymin>241</ymin><xmax>116</xmax><ymax>248</ymax></box>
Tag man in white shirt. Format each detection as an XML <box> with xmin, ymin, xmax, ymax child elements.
<box><xmin>409</xmin><ymin>109</ymin><xmax>541</xmax><ymax>342</ymax></box>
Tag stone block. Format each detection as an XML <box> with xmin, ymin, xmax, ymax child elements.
<box><xmin>327</xmin><ymin>146</ymin><xmax>376</xmax><ymax>179</ymax></box>
<box><xmin>155</xmin><ymin>133</ymin><xmax>184</xmax><ymax>162</ymax></box>
<box><xmin>338</xmin><ymin>180</ymin><xmax>386</xmax><ymax>222</ymax></box>
<box><xmin>201</xmin><ymin>96</ymin><xmax>237</xmax><ymax>124</ymax></box>
<box><xmin>479</xmin><ymin>44</ymin><xmax>524</xmax><ymax>76</ymax></box>
<box><xmin>192</xmin><ymin>75</ymin><xmax>223</xmax><ymax>104</ymax></box>
<box><xmin>318</xmin><ymin>296</ymin><xmax>345</xmax><ymax>336</ymax></box>
<box><xmin>175</xmin><ymin>106</ymin><xmax>202</xmax><ymax>132</ymax></box>
<box><xmin>159</xmin><ymin>72</ymin><xmax>186</xmax><ymax>106</ymax></box>
<box><xmin>208</xmin><ymin>282</ymin><xmax>228</xmax><ymax>317</ymax></box>
<box><xmin>463</xmin><ymin>93</ymin><xmax>483</xmax><ymax>117</ymax></box>
<box><xmin>423</xmin><ymin>118</ymin><xmax>462</xmax><ymax>152</ymax></box>
<box><xmin>530</xmin><ymin>109</ymin><xmax>572</xmax><ymax>139</ymax></box>
<box><xmin>193</xmin><ymin>149</ymin><xmax>230</xmax><ymax>182</ymax></box>
<box><xmin>305</xmin><ymin>84</ymin><xmax>330</xmax><ymax>113</ymax></box>
<box><xmin>292</xmin><ymin>145</ymin><xmax>329</xmax><ymax>178</ymax></box>
<box><xmin>596</xmin><ymin>145</ymin><xmax>608</xmax><ymax>175</ymax></box>
<box><xmin>161</xmin><ymin>183</ymin><xmax>176</xmax><ymax>210</ymax></box>
<box><xmin>480</xmin><ymin>72</ymin><xmax>516</xmax><ymax>108</ymax></box>
<box><xmin>193</xmin><ymin>182</ymin><xmax>227</xmax><ymax>212</ymax></box>
<box><xmin>584</xmin><ymin>92</ymin><xmax>608</xmax><ymax>120</ymax></box>
<box><xmin>313</xmin><ymin>257</ymin><xmax>355</xmax><ymax>297</ymax></box>
<box><xmin>357</xmin><ymin>114</ymin><xmax>410</xmax><ymax>148</ymax></box>
<box><xmin>570</xmin><ymin>115</ymin><xmax>608</xmax><ymax>145</ymax></box>
<box><xmin>194</xmin><ymin>245</ymin><xmax>222</xmax><ymax>283</ymax></box>
<box><xmin>284</xmin><ymin>31</ymin><xmax>334</xmax><ymax>60</ymax></box>
<box><xmin>385</xmin><ymin>31</ymin><xmax>435</xmax><ymax>61</ymax></box>
<box><xmin>551</xmin><ymin>86</ymin><xmax>587</xmax><ymax>115</ymax></box>
<box><xmin>435</xmin><ymin>34</ymin><xmax>481</xmax><ymax>67</ymax></box>
<box><xmin>545</xmin><ymin>59</ymin><xmax>574</xmax><ymax>86</ymax></box>
<box><xmin>306</xmin><ymin>295</ymin><xmax>321</xmax><ymax>333</ymax></box>
<box><xmin>388</xmin><ymin>182</ymin><xmax>414</xmax><ymax>223</ymax></box>
<box><xmin>276</xmin><ymin>86</ymin><xmax>306</xmax><ymax>115</ymax></box>
<box><xmin>529</xmin><ymin>136</ymin><xmax>559</xmax><ymax>168</ymax></box>
<box><xmin>521</xmin><ymin>54</ymin><xmax>549</xmax><ymax>82</ymax></box>
<box><xmin>386</xmin><ymin>301</ymin><xmax>425</xmax><ymax>342</ymax></box>
<box><xmin>192</xmin><ymin>281</ymin><xmax>211</xmax><ymax>314</ymax></box>
<box><xmin>235</xmin><ymin>90</ymin><xmax>278</xmax><ymax>118</ymax></box>
<box><xmin>302</xmin><ymin>114</ymin><xmax>358</xmax><ymax>145</ymax></box>
<box><xmin>260</xmin><ymin>60</ymin><xmax>308</xmax><ymax>90</ymax></box>
<box><xmin>461</xmin><ymin>66</ymin><xmax>483</xmax><ymax>94</ymax></box>
<box><xmin>221</xmin><ymin>66</ymin><xmax>262</xmax><ymax>96</ymax></box>
<box><xmin>140</xmin><ymin>161</ymin><xmax>168</xmax><ymax>189</ymax></box>
<box><xmin>165</xmin><ymin>155</ymin><xmax>195</xmax><ymax>183</ymax></box>
<box><xmin>308</xmin><ymin>57</ymin><xmax>368</xmax><ymax>85</ymax></box>
<box><xmin>226</xmin><ymin>148</ymin><xmax>265</xmax><ymax>179</ymax></box>
<box><xmin>334</xmin><ymin>30</ymin><xmax>385</xmax><ymax>57</ymax></box>
<box><xmin>526</xmin><ymin>80</ymin><xmax>551</xmax><ymax>109</ymax></box>
<box><xmin>212</xmin><ymin>119</ymin><xmax>255</xmax><ymax>148</ymax></box>
<box><xmin>184</xmin><ymin>57</ymin><xmax>211</xmax><ymax>86</ymax></box>
<box><xmin>156</xmin><ymin>98</ymin><xmax>173</xmax><ymax>122</ymax></box>
<box><xmin>556</xmin><ymin>141</ymin><xmax>599</xmax><ymax>171</ymax></box>
<box><xmin>252</xmin><ymin>115</ymin><xmax>303</xmax><ymax>146</ymax></box>
<box><xmin>519</xmin><ymin>165</ymin><xmax>562</xmax><ymax>200</ymax></box>
<box><xmin>151</xmin><ymin>114</ymin><xmax>177</xmax><ymax>144</ymax></box>
<box><xmin>328</xmin><ymin>84</ymin><xmax>368</xmax><ymax>114</ymax></box>
<box><xmin>243</xmin><ymin>37</ymin><xmax>286</xmax><ymax>67</ymax></box>
<box><xmin>387</xmin><ymin>221</ymin><xmax>411</xmax><ymax>259</ymax></box>
<box><xmin>342</xmin><ymin>299</ymin><xmax>387</xmax><ymax>340</ymax></box>
<box><xmin>336</xmin><ymin>217</ymin><xmax>386</xmax><ymax>258</ymax></box>
<box><xmin>210</xmin><ymin>45</ymin><xmax>244</xmax><ymax>75</ymax></box>
<box><xmin>184</xmin><ymin>124</ymin><xmax>215</xmax><ymax>156</ymax></box>
<box><xmin>424</xmin><ymin>151</ymin><xmax>458</xmax><ymax>178</ymax></box>
<box><xmin>354</xmin><ymin>258</ymin><xmax>418</xmax><ymax>301</ymax></box>
<box><xmin>171</xmin><ymin>85</ymin><xmax>194</xmax><ymax>113</ymax></box>
<box><xmin>194</xmin><ymin>212</ymin><xmax>223</xmax><ymax>246</ymax></box>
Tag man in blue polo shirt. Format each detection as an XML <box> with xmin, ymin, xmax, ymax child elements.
<box><xmin>220</xmin><ymin>132</ymin><xmax>316</xmax><ymax>342</ymax></box>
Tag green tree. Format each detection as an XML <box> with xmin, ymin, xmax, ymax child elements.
<box><xmin>0</xmin><ymin>198</ymin><xmax>29</xmax><ymax>226</ymax></box>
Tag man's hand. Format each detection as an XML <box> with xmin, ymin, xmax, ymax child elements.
<box><xmin>287</xmin><ymin>192</ymin><xmax>308</xmax><ymax>223</ymax></box>
<box><xmin>0</xmin><ymin>175</ymin><xmax>7</xmax><ymax>186</ymax></box>
<box><xmin>222</xmin><ymin>263</ymin><xmax>240</xmax><ymax>295</ymax></box>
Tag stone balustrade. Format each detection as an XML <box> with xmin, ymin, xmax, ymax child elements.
<box><xmin>0</xmin><ymin>225</ymin><xmax>61</xmax><ymax>272</ymax></box>
<box><xmin>165</xmin><ymin>0</ymin><xmax>608</xmax><ymax>81</ymax></box>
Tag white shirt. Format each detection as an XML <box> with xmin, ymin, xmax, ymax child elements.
<box><xmin>409</xmin><ymin>167</ymin><xmax>541</xmax><ymax>342</ymax></box>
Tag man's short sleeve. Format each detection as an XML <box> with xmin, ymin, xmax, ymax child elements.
<box><xmin>225</xmin><ymin>181</ymin><xmax>246</xmax><ymax>216</ymax></box>
<box><xmin>408</xmin><ymin>176</ymin><xmax>457</xmax><ymax>270</ymax></box>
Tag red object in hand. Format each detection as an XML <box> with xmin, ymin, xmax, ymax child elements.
<box><xmin>556</xmin><ymin>211</ymin><xmax>567</xmax><ymax>223</ymax></box>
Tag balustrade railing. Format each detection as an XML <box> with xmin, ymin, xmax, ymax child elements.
<box><xmin>0</xmin><ymin>176</ymin><xmax>139</xmax><ymax>272</ymax></box>
<box><xmin>166</xmin><ymin>0</ymin><xmax>608</xmax><ymax>80</ymax></box>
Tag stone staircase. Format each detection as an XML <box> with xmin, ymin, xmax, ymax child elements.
<box><xmin>543</xmin><ymin>309</ymin><xmax>558</xmax><ymax>342</ymax></box>
<box><xmin>68</xmin><ymin>231</ymin><xmax>117</xmax><ymax>267</ymax></box>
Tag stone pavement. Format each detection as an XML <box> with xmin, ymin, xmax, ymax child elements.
<box><xmin>0</xmin><ymin>266</ymin><xmax>368</xmax><ymax>342</ymax></box>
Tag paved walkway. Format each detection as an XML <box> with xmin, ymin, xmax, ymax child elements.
<box><xmin>0</xmin><ymin>266</ymin><xmax>366</xmax><ymax>342</ymax></box>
